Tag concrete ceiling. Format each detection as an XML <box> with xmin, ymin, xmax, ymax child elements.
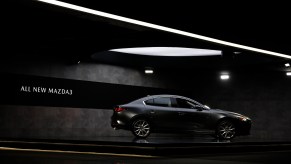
<box><xmin>3</xmin><ymin>0</ymin><xmax>291</xmax><ymax>72</ymax></box>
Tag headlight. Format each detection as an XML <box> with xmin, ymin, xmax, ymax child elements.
<box><xmin>237</xmin><ymin>116</ymin><xmax>249</xmax><ymax>121</ymax></box>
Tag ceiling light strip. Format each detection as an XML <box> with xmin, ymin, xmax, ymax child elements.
<box><xmin>36</xmin><ymin>0</ymin><xmax>291</xmax><ymax>59</ymax></box>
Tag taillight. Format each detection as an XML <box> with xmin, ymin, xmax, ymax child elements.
<box><xmin>114</xmin><ymin>107</ymin><xmax>125</xmax><ymax>112</ymax></box>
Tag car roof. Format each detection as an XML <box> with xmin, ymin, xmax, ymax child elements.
<box><xmin>130</xmin><ymin>94</ymin><xmax>203</xmax><ymax>106</ymax></box>
<box><xmin>145</xmin><ymin>94</ymin><xmax>190</xmax><ymax>100</ymax></box>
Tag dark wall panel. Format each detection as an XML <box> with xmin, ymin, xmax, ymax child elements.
<box><xmin>0</xmin><ymin>105</ymin><xmax>131</xmax><ymax>140</ymax></box>
<box><xmin>0</xmin><ymin>73</ymin><xmax>187</xmax><ymax>109</ymax></box>
<box><xmin>0</xmin><ymin>58</ymin><xmax>291</xmax><ymax>141</ymax></box>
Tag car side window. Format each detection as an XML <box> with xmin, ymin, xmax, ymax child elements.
<box><xmin>170</xmin><ymin>98</ymin><xmax>178</xmax><ymax>107</ymax></box>
<box><xmin>144</xmin><ymin>99</ymin><xmax>154</xmax><ymax>105</ymax></box>
<box><xmin>176</xmin><ymin>98</ymin><xmax>197</xmax><ymax>109</ymax></box>
<box><xmin>153</xmin><ymin>97</ymin><xmax>171</xmax><ymax>107</ymax></box>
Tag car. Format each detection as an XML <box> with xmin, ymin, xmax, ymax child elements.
<box><xmin>111</xmin><ymin>95</ymin><xmax>251</xmax><ymax>139</ymax></box>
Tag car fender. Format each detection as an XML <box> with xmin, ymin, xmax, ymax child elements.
<box><xmin>129</xmin><ymin>114</ymin><xmax>154</xmax><ymax>128</ymax></box>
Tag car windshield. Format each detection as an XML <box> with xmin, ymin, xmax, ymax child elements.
<box><xmin>185</xmin><ymin>98</ymin><xmax>210</xmax><ymax>109</ymax></box>
<box><xmin>186</xmin><ymin>101</ymin><xmax>196</xmax><ymax>108</ymax></box>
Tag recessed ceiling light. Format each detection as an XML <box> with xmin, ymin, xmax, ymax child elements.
<box><xmin>287</xmin><ymin>72</ymin><xmax>291</xmax><ymax>76</ymax></box>
<box><xmin>145</xmin><ymin>69</ymin><xmax>154</xmax><ymax>74</ymax></box>
<box><xmin>110</xmin><ymin>47</ymin><xmax>221</xmax><ymax>57</ymax></box>
<box><xmin>220</xmin><ymin>74</ymin><xmax>230</xmax><ymax>80</ymax></box>
<box><xmin>144</xmin><ymin>67</ymin><xmax>154</xmax><ymax>74</ymax></box>
<box><xmin>36</xmin><ymin>0</ymin><xmax>291</xmax><ymax>59</ymax></box>
<box><xmin>285</xmin><ymin>63</ymin><xmax>290</xmax><ymax>67</ymax></box>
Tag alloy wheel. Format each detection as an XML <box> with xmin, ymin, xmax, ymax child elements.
<box><xmin>132</xmin><ymin>119</ymin><xmax>151</xmax><ymax>138</ymax></box>
<box><xmin>217</xmin><ymin>121</ymin><xmax>236</xmax><ymax>139</ymax></box>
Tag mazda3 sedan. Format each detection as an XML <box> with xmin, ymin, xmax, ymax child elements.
<box><xmin>111</xmin><ymin>95</ymin><xmax>251</xmax><ymax>139</ymax></box>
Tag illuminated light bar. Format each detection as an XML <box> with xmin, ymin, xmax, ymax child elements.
<box><xmin>287</xmin><ymin>72</ymin><xmax>291</xmax><ymax>76</ymax></box>
<box><xmin>220</xmin><ymin>75</ymin><xmax>230</xmax><ymax>80</ymax></box>
<box><xmin>36</xmin><ymin>0</ymin><xmax>291</xmax><ymax>59</ymax></box>
<box><xmin>285</xmin><ymin>63</ymin><xmax>290</xmax><ymax>67</ymax></box>
<box><xmin>145</xmin><ymin>69</ymin><xmax>154</xmax><ymax>74</ymax></box>
<box><xmin>110</xmin><ymin>47</ymin><xmax>222</xmax><ymax>57</ymax></box>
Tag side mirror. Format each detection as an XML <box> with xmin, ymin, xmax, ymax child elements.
<box><xmin>193</xmin><ymin>105</ymin><xmax>203</xmax><ymax>111</ymax></box>
<box><xmin>204</xmin><ymin>105</ymin><xmax>210</xmax><ymax>109</ymax></box>
<box><xmin>197</xmin><ymin>107</ymin><xmax>203</xmax><ymax>111</ymax></box>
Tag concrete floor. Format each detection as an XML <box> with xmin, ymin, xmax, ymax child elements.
<box><xmin>0</xmin><ymin>148</ymin><xmax>290</xmax><ymax>164</ymax></box>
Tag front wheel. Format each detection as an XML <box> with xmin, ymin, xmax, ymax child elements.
<box><xmin>216</xmin><ymin>120</ymin><xmax>236</xmax><ymax>140</ymax></box>
<box><xmin>131</xmin><ymin>119</ymin><xmax>151</xmax><ymax>138</ymax></box>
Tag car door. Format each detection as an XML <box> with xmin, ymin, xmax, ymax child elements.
<box><xmin>174</xmin><ymin>98</ymin><xmax>211</xmax><ymax>131</ymax></box>
<box><xmin>144</xmin><ymin>97</ymin><xmax>180</xmax><ymax>131</ymax></box>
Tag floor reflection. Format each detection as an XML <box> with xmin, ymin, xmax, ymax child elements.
<box><xmin>92</xmin><ymin>133</ymin><xmax>241</xmax><ymax>144</ymax></box>
<box><xmin>131</xmin><ymin>136</ymin><xmax>232</xmax><ymax>144</ymax></box>
<box><xmin>11</xmin><ymin>133</ymin><xmax>285</xmax><ymax>144</ymax></box>
<box><xmin>74</xmin><ymin>133</ymin><xmax>260</xmax><ymax>144</ymax></box>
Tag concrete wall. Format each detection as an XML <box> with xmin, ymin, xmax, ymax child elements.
<box><xmin>0</xmin><ymin>105</ymin><xmax>131</xmax><ymax>140</ymax></box>
<box><xmin>0</xmin><ymin>57</ymin><xmax>171</xmax><ymax>88</ymax></box>
<box><xmin>192</xmin><ymin>74</ymin><xmax>291</xmax><ymax>141</ymax></box>
<box><xmin>0</xmin><ymin>57</ymin><xmax>172</xmax><ymax>140</ymax></box>
<box><xmin>1</xmin><ymin>57</ymin><xmax>291</xmax><ymax>141</ymax></box>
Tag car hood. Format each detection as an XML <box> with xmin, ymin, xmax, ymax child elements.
<box><xmin>210</xmin><ymin>109</ymin><xmax>246</xmax><ymax>117</ymax></box>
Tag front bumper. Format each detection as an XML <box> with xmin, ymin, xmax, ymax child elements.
<box><xmin>236</xmin><ymin>119</ymin><xmax>252</xmax><ymax>135</ymax></box>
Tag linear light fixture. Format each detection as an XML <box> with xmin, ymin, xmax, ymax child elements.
<box><xmin>110</xmin><ymin>47</ymin><xmax>222</xmax><ymax>57</ymax></box>
<box><xmin>145</xmin><ymin>70</ymin><xmax>154</xmax><ymax>74</ymax></box>
<box><xmin>220</xmin><ymin>74</ymin><xmax>230</xmax><ymax>80</ymax></box>
<box><xmin>287</xmin><ymin>72</ymin><xmax>291</xmax><ymax>76</ymax></box>
<box><xmin>36</xmin><ymin>0</ymin><xmax>291</xmax><ymax>59</ymax></box>
<box><xmin>145</xmin><ymin>69</ymin><xmax>154</xmax><ymax>74</ymax></box>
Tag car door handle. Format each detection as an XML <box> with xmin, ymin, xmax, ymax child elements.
<box><xmin>150</xmin><ymin>110</ymin><xmax>155</xmax><ymax>114</ymax></box>
<box><xmin>178</xmin><ymin>112</ymin><xmax>185</xmax><ymax>116</ymax></box>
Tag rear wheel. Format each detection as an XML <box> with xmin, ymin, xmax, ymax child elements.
<box><xmin>131</xmin><ymin>119</ymin><xmax>151</xmax><ymax>138</ymax></box>
<box><xmin>216</xmin><ymin>120</ymin><xmax>236</xmax><ymax>140</ymax></box>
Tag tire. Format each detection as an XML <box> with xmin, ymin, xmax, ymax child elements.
<box><xmin>131</xmin><ymin>119</ymin><xmax>151</xmax><ymax>138</ymax></box>
<box><xmin>216</xmin><ymin>120</ymin><xmax>236</xmax><ymax>140</ymax></box>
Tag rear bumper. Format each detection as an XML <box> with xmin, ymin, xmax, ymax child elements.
<box><xmin>111</xmin><ymin>116</ymin><xmax>127</xmax><ymax>130</ymax></box>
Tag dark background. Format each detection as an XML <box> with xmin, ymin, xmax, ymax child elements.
<box><xmin>0</xmin><ymin>1</ymin><xmax>291</xmax><ymax>141</ymax></box>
